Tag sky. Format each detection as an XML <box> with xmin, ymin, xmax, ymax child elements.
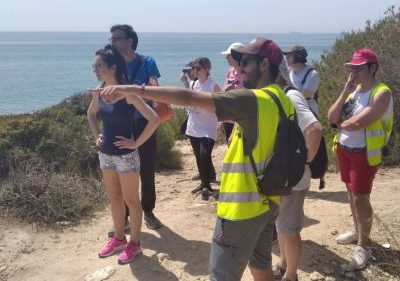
<box><xmin>2</xmin><ymin>0</ymin><xmax>398</xmax><ymax>33</ymax></box>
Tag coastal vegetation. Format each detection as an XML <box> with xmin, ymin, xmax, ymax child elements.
<box><xmin>0</xmin><ymin>6</ymin><xmax>399</xmax><ymax>225</ymax></box>
<box><xmin>0</xmin><ymin>93</ymin><xmax>184</xmax><ymax>225</ymax></box>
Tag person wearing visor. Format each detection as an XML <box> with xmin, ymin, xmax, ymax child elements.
<box><xmin>92</xmin><ymin>38</ymin><xmax>294</xmax><ymax>281</ymax></box>
<box><xmin>283</xmin><ymin>45</ymin><xmax>320</xmax><ymax>115</ymax></box>
<box><xmin>220</xmin><ymin>42</ymin><xmax>245</xmax><ymax>143</ymax></box>
<box><xmin>328</xmin><ymin>48</ymin><xmax>393</xmax><ymax>270</ymax></box>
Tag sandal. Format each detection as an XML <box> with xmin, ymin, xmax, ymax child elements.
<box><xmin>273</xmin><ymin>263</ymin><xmax>286</xmax><ymax>279</ymax></box>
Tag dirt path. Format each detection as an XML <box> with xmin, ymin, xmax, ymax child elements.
<box><xmin>1</xmin><ymin>141</ymin><xmax>399</xmax><ymax>281</ymax></box>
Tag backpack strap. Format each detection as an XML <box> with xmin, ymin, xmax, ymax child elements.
<box><xmin>284</xmin><ymin>86</ymin><xmax>297</xmax><ymax>94</ymax></box>
<box><xmin>263</xmin><ymin>89</ymin><xmax>287</xmax><ymax>120</ymax></box>
<box><xmin>248</xmin><ymin>89</ymin><xmax>287</xmax><ymax>182</ymax></box>
<box><xmin>301</xmin><ymin>68</ymin><xmax>314</xmax><ymax>85</ymax></box>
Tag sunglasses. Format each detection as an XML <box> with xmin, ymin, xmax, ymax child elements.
<box><xmin>109</xmin><ymin>36</ymin><xmax>127</xmax><ymax>42</ymax></box>
<box><xmin>92</xmin><ymin>62</ymin><xmax>107</xmax><ymax>70</ymax></box>
<box><xmin>347</xmin><ymin>64</ymin><xmax>368</xmax><ymax>72</ymax></box>
<box><xmin>239</xmin><ymin>56</ymin><xmax>262</xmax><ymax>68</ymax></box>
<box><xmin>192</xmin><ymin>66</ymin><xmax>202</xmax><ymax>71</ymax></box>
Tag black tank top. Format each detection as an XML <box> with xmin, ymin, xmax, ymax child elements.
<box><xmin>99</xmin><ymin>98</ymin><xmax>136</xmax><ymax>155</ymax></box>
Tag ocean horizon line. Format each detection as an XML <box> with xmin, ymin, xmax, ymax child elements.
<box><xmin>0</xmin><ymin>30</ymin><xmax>342</xmax><ymax>35</ymax></box>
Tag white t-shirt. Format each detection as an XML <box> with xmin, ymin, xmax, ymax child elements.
<box><xmin>186</xmin><ymin>77</ymin><xmax>219</xmax><ymax>140</ymax></box>
<box><xmin>286</xmin><ymin>87</ymin><xmax>319</xmax><ymax>191</ymax></box>
<box><xmin>289</xmin><ymin>66</ymin><xmax>320</xmax><ymax>115</ymax></box>
<box><xmin>339</xmin><ymin>86</ymin><xmax>393</xmax><ymax>148</ymax></box>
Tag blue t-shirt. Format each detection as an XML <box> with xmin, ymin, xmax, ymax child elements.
<box><xmin>126</xmin><ymin>54</ymin><xmax>161</xmax><ymax>120</ymax></box>
<box><xmin>99</xmin><ymin>98</ymin><xmax>136</xmax><ymax>156</ymax></box>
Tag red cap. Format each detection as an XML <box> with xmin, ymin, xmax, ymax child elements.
<box><xmin>345</xmin><ymin>48</ymin><xmax>378</xmax><ymax>66</ymax></box>
<box><xmin>231</xmin><ymin>38</ymin><xmax>283</xmax><ymax>65</ymax></box>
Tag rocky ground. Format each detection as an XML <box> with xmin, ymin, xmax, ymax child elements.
<box><xmin>0</xmin><ymin>141</ymin><xmax>399</xmax><ymax>281</ymax></box>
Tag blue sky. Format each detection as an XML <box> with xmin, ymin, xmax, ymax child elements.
<box><xmin>2</xmin><ymin>0</ymin><xmax>397</xmax><ymax>33</ymax></box>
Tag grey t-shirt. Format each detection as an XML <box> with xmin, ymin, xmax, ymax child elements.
<box><xmin>286</xmin><ymin>87</ymin><xmax>318</xmax><ymax>191</ymax></box>
<box><xmin>212</xmin><ymin>89</ymin><xmax>258</xmax><ymax>155</ymax></box>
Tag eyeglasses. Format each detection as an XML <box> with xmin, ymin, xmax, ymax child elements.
<box><xmin>239</xmin><ymin>56</ymin><xmax>261</xmax><ymax>68</ymax></box>
<box><xmin>109</xmin><ymin>36</ymin><xmax>127</xmax><ymax>42</ymax></box>
<box><xmin>92</xmin><ymin>62</ymin><xmax>107</xmax><ymax>70</ymax></box>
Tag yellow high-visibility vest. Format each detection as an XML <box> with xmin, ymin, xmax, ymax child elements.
<box><xmin>217</xmin><ymin>84</ymin><xmax>295</xmax><ymax>220</ymax></box>
<box><xmin>333</xmin><ymin>82</ymin><xmax>393</xmax><ymax>166</ymax></box>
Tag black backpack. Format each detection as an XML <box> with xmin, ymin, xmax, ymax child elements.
<box><xmin>249</xmin><ymin>90</ymin><xmax>307</xmax><ymax>196</ymax></box>
<box><xmin>283</xmin><ymin>86</ymin><xmax>328</xmax><ymax>184</ymax></box>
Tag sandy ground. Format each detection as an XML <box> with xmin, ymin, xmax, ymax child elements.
<box><xmin>0</xmin><ymin>140</ymin><xmax>399</xmax><ymax>281</ymax></box>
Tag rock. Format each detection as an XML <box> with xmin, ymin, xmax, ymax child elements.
<box><xmin>331</xmin><ymin>230</ymin><xmax>338</xmax><ymax>235</ymax></box>
<box><xmin>84</xmin><ymin>266</ymin><xmax>115</xmax><ymax>281</ymax></box>
<box><xmin>330</xmin><ymin>260</ymin><xmax>338</xmax><ymax>267</ymax></box>
<box><xmin>0</xmin><ymin>266</ymin><xmax>7</xmax><ymax>273</ymax></box>
<box><xmin>344</xmin><ymin>271</ymin><xmax>356</xmax><ymax>279</ymax></box>
<box><xmin>156</xmin><ymin>253</ymin><xmax>169</xmax><ymax>262</ymax></box>
<box><xmin>310</xmin><ymin>271</ymin><xmax>324</xmax><ymax>280</ymax></box>
<box><xmin>325</xmin><ymin>277</ymin><xmax>336</xmax><ymax>281</ymax></box>
<box><xmin>322</xmin><ymin>267</ymin><xmax>332</xmax><ymax>275</ymax></box>
<box><xmin>306</xmin><ymin>260</ymin><xmax>315</xmax><ymax>266</ymax></box>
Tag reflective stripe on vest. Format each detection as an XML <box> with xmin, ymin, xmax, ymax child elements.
<box><xmin>218</xmin><ymin>192</ymin><xmax>262</xmax><ymax>202</ymax></box>
<box><xmin>222</xmin><ymin>159</ymin><xmax>270</xmax><ymax>174</ymax></box>
<box><xmin>217</xmin><ymin>84</ymin><xmax>295</xmax><ymax>220</ymax></box>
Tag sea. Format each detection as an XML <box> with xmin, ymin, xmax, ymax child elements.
<box><xmin>0</xmin><ymin>32</ymin><xmax>340</xmax><ymax>115</ymax></box>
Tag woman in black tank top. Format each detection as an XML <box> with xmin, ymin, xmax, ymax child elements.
<box><xmin>87</xmin><ymin>45</ymin><xmax>160</xmax><ymax>264</ymax></box>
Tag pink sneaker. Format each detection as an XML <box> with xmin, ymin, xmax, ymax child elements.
<box><xmin>98</xmin><ymin>236</ymin><xmax>127</xmax><ymax>258</ymax></box>
<box><xmin>118</xmin><ymin>241</ymin><xmax>142</xmax><ymax>265</ymax></box>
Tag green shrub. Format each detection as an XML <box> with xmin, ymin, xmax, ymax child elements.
<box><xmin>314</xmin><ymin>6</ymin><xmax>400</xmax><ymax>166</ymax></box>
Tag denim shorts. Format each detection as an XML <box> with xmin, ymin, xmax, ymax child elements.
<box><xmin>98</xmin><ymin>151</ymin><xmax>140</xmax><ymax>173</ymax></box>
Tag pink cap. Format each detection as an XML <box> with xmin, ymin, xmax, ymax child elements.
<box><xmin>345</xmin><ymin>48</ymin><xmax>378</xmax><ymax>66</ymax></box>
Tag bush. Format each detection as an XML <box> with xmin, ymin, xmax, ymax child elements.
<box><xmin>0</xmin><ymin>92</ymin><xmax>184</xmax><ymax>225</ymax></box>
<box><xmin>0</xmin><ymin>158</ymin><xmax>106</xmax><ymax>225</ymax></box>
<box><xmin>314</xmin><ymin>6</ymin><xmax>400</xmax><ymax>166</ymax></box>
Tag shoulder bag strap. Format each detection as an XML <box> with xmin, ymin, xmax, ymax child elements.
<box><xmin>301</xmin><ymin>67</ymin><xmax>314</xmax><ymax>85</ymax></box>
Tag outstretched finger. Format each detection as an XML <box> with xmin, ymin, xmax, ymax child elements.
<box><xmin>88</xmin><ymin>88</ymin><xmax>103</xmax><ymax>95</ymax></box>
<box><xmin>115</xmin><ymin>136</ymin><xmax>128</xmax><ymax>140</ymax></box>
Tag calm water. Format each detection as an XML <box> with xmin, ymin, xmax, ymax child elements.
<box><xmin>0</xmin><ymin>32</ymin><xmax>340</xmax><ymax>115</ymax></box>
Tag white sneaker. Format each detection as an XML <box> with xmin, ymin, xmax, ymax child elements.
<box><xmin>336</xmin><ymin>229</ymin><xmax>358</xmax><ymax>244</ymax></box>
<box><xmin>347</xmin><ymin>246</ymin><xmax>371</xmax><ymax>270</ymax></box>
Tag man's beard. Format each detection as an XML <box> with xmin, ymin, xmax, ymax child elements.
<box><xmin>243</xmin><ymin>69</ymin><xmax>261</xmax><ymax>89</ymax></box>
